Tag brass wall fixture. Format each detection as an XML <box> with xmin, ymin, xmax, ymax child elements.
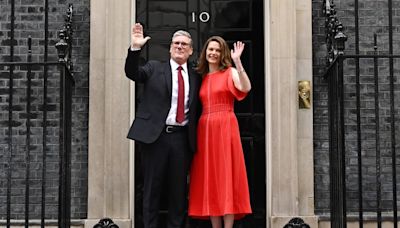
<box><xmin>298</xmin><ymin>80</ymin><xmax>311</xmax><ymax>109</ymax></box>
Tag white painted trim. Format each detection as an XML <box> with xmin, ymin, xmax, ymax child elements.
<box><xmin>264</xmin><ymin>1</ymin><xmax>272</xmax><ymax>227</ymax></box>
<box><xmin>129</xmin><ymin>2</ymin><xmax>136</xmax><ymax>228</ymax></box>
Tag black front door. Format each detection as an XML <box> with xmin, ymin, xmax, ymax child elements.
<box><xmin>134</xmin><ymin>0</ymin><xmax>265</xmax><ymax>227</ymax></box>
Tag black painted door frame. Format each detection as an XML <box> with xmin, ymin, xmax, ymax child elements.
<box><xmin>134</xmin><ymin>1</ymin><xmax>265</xmax><ymax>227</ymax></box>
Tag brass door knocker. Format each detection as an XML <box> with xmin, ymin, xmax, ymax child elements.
<box><xmin>298</xmin><ymin>80</ymin><xmax>311</xmax><ymax>109</ymax></box>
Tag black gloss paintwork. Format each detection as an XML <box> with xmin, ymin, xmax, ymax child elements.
<box><xmin>134</xmin><ymin>1</ymin><xmax>265</xmax><ymax>227</ymax></box>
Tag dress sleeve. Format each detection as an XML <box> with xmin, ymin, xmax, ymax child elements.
<box><xmin>227</xmin><ymin>68</ymin><xmax>248</xmax><ymax>101</ymax></box>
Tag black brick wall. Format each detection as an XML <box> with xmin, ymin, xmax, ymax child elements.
<box><xmin>0</xmin><ymin>0</ymin><xmax>89</xmax><ymax>219</ymax></box>
<box><xmin>313</xmin><ymin>0</ymin><xmax>400</xmax><ymax>215</ymax></box>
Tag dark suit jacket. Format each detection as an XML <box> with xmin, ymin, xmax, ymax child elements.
<box><xmin>124</xmin><ymin>49</ymin><xmax>201</xmax><ymax>152</ymax></box>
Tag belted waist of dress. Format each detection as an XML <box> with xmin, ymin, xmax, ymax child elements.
<box><xmin>202</xmin><ymin>104</ymin><xmax>233</xmax><ymax>114</ymax></box>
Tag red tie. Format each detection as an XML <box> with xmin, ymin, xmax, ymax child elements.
<box><xmin>176</xmin><ymin>66</ymin><xmax>185</xmax><ymax>123</ymax></box>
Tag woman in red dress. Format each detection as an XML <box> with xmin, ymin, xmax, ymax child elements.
<box><xmin>188</xmin><ymin>36</ymin><xmax>252</xmax><ymax>228</ymax></box>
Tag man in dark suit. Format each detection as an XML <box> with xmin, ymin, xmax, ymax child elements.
<box><xmin>124</xmin><ymin>23</ymin><xmax>201</xmax><ymax>228</ymax></box>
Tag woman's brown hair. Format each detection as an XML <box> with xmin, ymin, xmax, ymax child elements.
<box><xmin>196</xmin><ymin>36</ymin><xmax>232</xmax><ymax>77</ymax></box>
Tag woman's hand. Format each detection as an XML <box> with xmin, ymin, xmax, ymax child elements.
<box><xmin>230</xmin><ymin>41</ymin><xmax>251</xmax><ymax>93</ymax></box>
<box><xmin>231</xmin><ymin>41</ymin><xmax>245</xmax><ymax>61</ymax></box>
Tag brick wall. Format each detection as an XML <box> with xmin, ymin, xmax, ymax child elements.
<box><xmin>0</xmin><ymin>0</ymin><xmax>89</xmax><ymax>219</ymax></box>
<box><xmin>313</xmin><ymin>0</ymin><xmax>400</xmax><ymax>215</ymax></box>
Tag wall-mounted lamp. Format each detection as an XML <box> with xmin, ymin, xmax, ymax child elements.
<box><xmin>298</xmin><ymin>80</ymin><xmax>311</xmax><ymax>109</ymax></box>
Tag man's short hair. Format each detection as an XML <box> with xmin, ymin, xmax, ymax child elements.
<box><xmin>172</xmin><ymin>30</ymin><xmax>192</xmax><ymax>46</ymax></box>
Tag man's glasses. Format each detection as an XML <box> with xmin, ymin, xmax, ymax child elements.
<box><xmin>172</xmin><ymin>41</ymin><xmax>190</xmax><ymax>48</ymax></box>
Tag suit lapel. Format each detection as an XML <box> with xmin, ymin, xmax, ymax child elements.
<box><xmin>188</xmin><ymin>67</ymin><xmax>197</xmax><ymax>107</ymax></box>
<box><xmin>164</xmin><ymin>62</ymin><xmax>172</xmax><ymax>95</ymax></box>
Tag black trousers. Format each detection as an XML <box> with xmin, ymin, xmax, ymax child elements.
<box><xmin>140</xmin><ymin>128</ymin><xmax>192</xmax><ymax>228</ymax></box>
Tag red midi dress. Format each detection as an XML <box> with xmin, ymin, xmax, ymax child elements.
<box><xmin>188</xmin><ymin>67</ymin><xmax>252</xmax><ymax>219</ymax></box>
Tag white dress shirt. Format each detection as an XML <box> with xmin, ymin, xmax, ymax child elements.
<box><xmin>166</xmin><ymin>60</ymin><xmax>190</xmax><ymax>126</ymax></box>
